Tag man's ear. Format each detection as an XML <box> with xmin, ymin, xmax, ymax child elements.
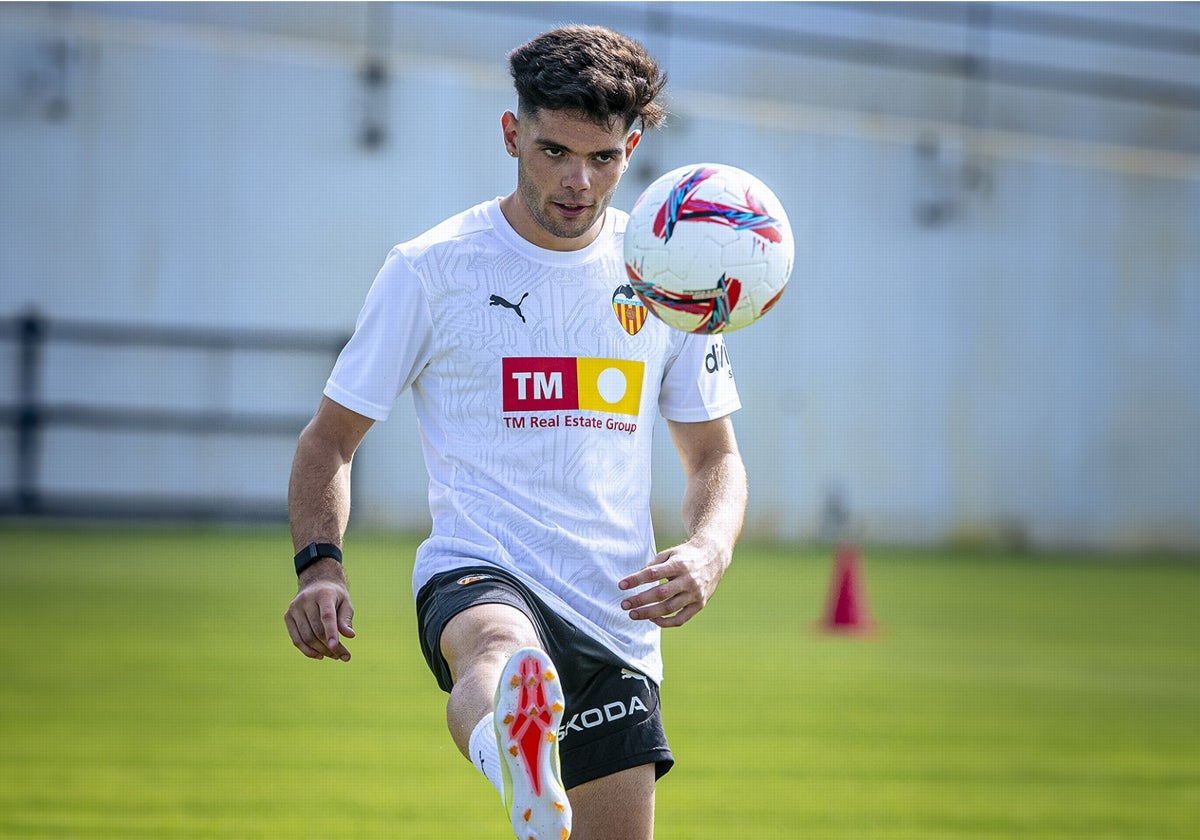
<box><xmin>501</xmin><ymin>111</ymin><xmax>520</xmax><ymax>157</ymax></box>
<box><xmin>623</xmin><ymin>129</ymin><xmax>643</xmax><ymax>169</ymax></box>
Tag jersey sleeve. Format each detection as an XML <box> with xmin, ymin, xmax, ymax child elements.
<box><xmin>323</xmin><ymin>247</ymin><xmax>435</xmax><ymax>421</ymax></box>
<box><xmin>657</xmin><ymin>332</ymin><xmax>742</xmax><ymax>422</ymax></box>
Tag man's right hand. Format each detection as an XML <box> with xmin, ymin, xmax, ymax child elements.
<box><xmin>284</xmin><ymin>558</ymin><xmax>356</xmax><ymax>662</ymax></box>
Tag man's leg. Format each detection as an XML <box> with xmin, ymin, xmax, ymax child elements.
<box><xmin>441</xmin><ymin>603</ymin><xmax>573</xmax><ymax>839</ymax></box>
<box><xmin>567</xmin><ymin>764</ymin><xmax>656</xmax><ymax>840</ymax></box>
<box><xmin>438</xmin><ymin>602</ymin><xmax>658</xmax><ymax>840</ymax></box>
<box><xmin>440</xmin><ymin>602</ymin><xmax>541</xmax><ymax>757</ymax></box>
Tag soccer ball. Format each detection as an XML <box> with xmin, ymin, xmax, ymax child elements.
<box><xmin>623</xmin><ymin>163</ymin><xmax>794</xmax><ymax>334</ymax></box>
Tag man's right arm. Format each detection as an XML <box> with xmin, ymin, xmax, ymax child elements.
<box><xmin>284</xmin><ymin>396</ymin><xmax>375</xmax><ymax>662</ymax></box>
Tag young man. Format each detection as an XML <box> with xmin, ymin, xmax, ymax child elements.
<box><xmin>284</xmin><ymin>25</ymin><xmax>747</xmax><ymax>840</ymax></box>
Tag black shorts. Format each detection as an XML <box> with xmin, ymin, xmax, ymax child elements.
<box><xmin>415</xmin><ymin>565</ymin><xmax>674</xmax><ymax>789</ymax></box>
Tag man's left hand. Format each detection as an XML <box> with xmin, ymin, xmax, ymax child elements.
<box><xmin>618</xmin><ymin>537</ymin><xmax>731</xmax><ymax>627</ymax></box>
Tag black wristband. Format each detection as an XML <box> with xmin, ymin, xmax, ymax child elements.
<box><xmin>294</xmin><ymin>542</ymin><xmax>343</xmax><ymax>576</ymax></box>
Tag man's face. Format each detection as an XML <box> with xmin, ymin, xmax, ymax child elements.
<box><xmin>502</xmin><ymin>108</ymin><xmax>642</xmax><ymax>251</ymax></box>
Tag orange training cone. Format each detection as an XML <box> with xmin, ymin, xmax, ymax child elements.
<box><xmin>820</xmin><ymin>543</ymin><xmax>876</xmax><ymax>635</ymax></box>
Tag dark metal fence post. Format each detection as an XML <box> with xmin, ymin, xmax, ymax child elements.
<box><xmin>0</xmin><ymin>311</ymin><xmax>347</xmax><ymax>522</ymax></box>
<box><xmin>16</xmin><ymin>310</ymin><xmax>45</xmax><ymax>515</ymax></box>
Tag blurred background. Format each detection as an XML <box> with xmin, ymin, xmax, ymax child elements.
<box><xmin>2</xmin><ymin>7</ymin><xmax>1198</xmax><ymax>839</ymax></box>
<box><xmin>2</xmin><ymin>1</ymin><xmax>1198</xmax><ymax>550</ymax></box>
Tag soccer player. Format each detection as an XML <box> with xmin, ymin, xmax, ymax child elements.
<box><xmin>284</xmin><ymin>25</ymin><xmax>747</xmax><ymax>840</ymax></box>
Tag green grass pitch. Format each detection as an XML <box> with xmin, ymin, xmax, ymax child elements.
<box><xmin>1</xmin><ymin>525</ymin><xmax>1196</xmax><ymax>839</ymax></box>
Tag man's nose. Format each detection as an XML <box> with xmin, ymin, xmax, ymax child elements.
<box><xmin>562</xmin><ymin>160</ymin><xmax>590</xmax><ymax>191</ymax></box>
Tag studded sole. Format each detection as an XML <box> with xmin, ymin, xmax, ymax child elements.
<box><xmin>494</xmin><ymin>648</ymin><xmax>572</xmax><ymax>840</ymax></box>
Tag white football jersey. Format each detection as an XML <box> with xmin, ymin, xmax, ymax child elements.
<box><xmin>325</xmin><ymin>198</ymin><xmax>740</xmax><ymax>683</ymax></box>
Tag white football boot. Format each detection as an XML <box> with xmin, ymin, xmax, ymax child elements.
<box><xmin>494</xmin><ymin>648</ymin><xmax>572</xmax><ymax>840</ymax></box>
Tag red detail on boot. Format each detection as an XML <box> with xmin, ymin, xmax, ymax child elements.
<box><xmin>507</xmin><ymin>656</ymin><xmax>554</xmax><ymax>794</ymax></box>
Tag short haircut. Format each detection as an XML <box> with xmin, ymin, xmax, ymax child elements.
<box><xmin>508</xmin><ymin>25</ymin><xmax>668</xmax><ymax>132</ymax></box>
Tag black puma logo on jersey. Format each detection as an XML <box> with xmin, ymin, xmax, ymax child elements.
<box><xmin>489</xmin><ymin>292</ymin><xmax>529</xmax><ymax>323</ymax></box>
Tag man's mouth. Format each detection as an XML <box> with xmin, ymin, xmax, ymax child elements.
<box><xmin>553</xmin><ymin>201</ymin><xmax>590</xmax><ymax>218</ymax></box>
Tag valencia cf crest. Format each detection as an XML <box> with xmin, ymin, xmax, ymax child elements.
<box><xmin>612</xmin><ymin>284</ymin><xmax>648</xmax><ymax>336</ymax></box>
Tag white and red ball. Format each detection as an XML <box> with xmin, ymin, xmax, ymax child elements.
<box><xmin>623</xmin><ymin>163</ymin><xmax>794</xmax><ymax>334</ymax></box>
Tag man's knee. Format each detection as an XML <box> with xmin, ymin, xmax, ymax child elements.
<box><xmin>440</xmin><ymin>602</ymin><xmax>540</xmax><ymax>684</ymax></box>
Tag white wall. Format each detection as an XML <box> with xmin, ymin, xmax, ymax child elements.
<box><xmin>2</xmin><ymin>2</ymin><xmax>1198</xmax><ymax>547</ymax></box>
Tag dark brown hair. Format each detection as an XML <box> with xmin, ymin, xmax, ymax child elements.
<box><xmin>508</xmin><ymin>25</ymin><xmax>668</xmax><ymax>132</ymax></box>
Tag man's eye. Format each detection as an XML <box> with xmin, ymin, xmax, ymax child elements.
<box><xmin>543</xmin><ymin>148</ymin><xmax>564</xmax><ymax>158</ymax></box>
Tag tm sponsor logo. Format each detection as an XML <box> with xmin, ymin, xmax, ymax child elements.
<box><xmin>502</xmin><ymin>357</ymin><xmax>644</xmax><ymax>433</ymax></box>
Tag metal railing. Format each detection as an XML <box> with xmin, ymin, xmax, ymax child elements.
<box><xmin>0</xmin><ymin>310</ymin><xmax>346</xmax><ymax>522</ymax></box>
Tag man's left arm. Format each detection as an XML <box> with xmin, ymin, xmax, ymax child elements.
<box><xmin>619</xmin><ymin>415</ymin><xmax>748</xmax><ymax>627</ymax></box>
